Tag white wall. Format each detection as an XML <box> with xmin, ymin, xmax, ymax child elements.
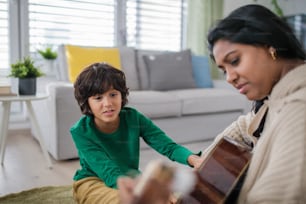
<box><xmin>223</xmin><ymin>0</ymin><xmax>306</xmax><ymax>17</ymax></box>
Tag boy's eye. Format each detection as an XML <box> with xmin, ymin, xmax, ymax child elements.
<box><xmin>93</xmin><ymin>95</ymin><xmax>102</xmax><ymax>100</ymax></box>
<box><xmin>110</xmin><ymin>93</ymin><xmax>118</xmax><ymax>97</ymax></box>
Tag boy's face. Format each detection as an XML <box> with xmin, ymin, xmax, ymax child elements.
<box><xmin>88</xmin><ymin>88</ymin><xmax>122</xmax><ymax>131</ymax></box>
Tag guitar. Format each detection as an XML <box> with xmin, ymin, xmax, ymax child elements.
<box><xmin>177</xmin><ymin>136</ymin><xmax>252</xmax><ymax>204</ymax></box>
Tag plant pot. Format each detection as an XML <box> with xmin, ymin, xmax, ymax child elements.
<box><xmin>18</xmin><ymin>78</ymin><xmax>36</xmax><ymax>95</ymax></box>
<box><xmin>43</xmin><ymin>59</ymin><xmax>56</xmax><ymax>76</ymax></box>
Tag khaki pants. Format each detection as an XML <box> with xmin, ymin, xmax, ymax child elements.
<box><xmin>73</xmin><ymin>177</ymin><xmax>120</xmax><ymax>204</ymax></box>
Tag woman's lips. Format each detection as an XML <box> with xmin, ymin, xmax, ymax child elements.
<box><xmin>236</xmin><ymin>83</ymin><xmax>248</xmax><ymax>94</ymax></box>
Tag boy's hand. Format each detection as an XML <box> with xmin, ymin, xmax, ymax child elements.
<box><xmin>117</xmin><ymin>176</ymin><xmax>173</xmax><ymax>204</ymax></box>
<box><xmin>117</xmin><ymin>176</ymin><xmax>136</xmax><ymax>204</ymax></box>
<box><xmin>187</xmin><ymin>154</ymin><xmax>205</xmax><ymax>170</ymax></box>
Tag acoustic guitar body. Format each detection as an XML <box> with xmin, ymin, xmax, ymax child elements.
<box><xmin>178</xmin><ymin>137</ymin><xmax>252</xmax><ymax>204</ymax></box>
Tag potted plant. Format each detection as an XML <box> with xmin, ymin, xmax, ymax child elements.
<box><xmin>38</xmin><ymin>47</ymin><xmax>58</xmax><ymax>60</ymax></box>
<box><xmin>9</xmin><ymin>56</ymin><xmax>44</xmax><ymax>95</ymax></box>
<box><xmin>38</xmin><ymin>46</ymin><xmax>57</xmax><ymax>76</ymax></box>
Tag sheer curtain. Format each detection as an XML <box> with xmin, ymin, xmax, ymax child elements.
<box><xmin>186</xmin><ymin>0</ymin><xmax>224</xmax><ymax>78</ymax></box>
<box><xmin>0</xmin><ymin>0</ymin><xmax>9</xmax><ymax>72</ymax></box>
<box><xmin>126</xmin><ymin>0</ymin><xmax>186</xmax><ymax>51</ymax></box>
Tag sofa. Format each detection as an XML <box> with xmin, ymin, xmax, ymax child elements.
<box><xmin>32</xmin><ymin>45</ymin><xmax>251</xmax><ymax>160</ymax></box>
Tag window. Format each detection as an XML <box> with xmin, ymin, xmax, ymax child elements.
<box><xmin>285</xmin><ymin>14</ymin><xmax>306</xmax><ymax>52</ymax></box>
<box><xmin>0</xmin><ymin>0</ymin><xmax>9</xmax><ymax>72</ymax></box>
<box><xmin>27</xmin><ymin>0</ymin><xmax>186</xmax><ymax>55</ymax></box>
<box><xmin>126</xmin><ymin>0</ymin><xmax>186</xmax><ymax>51</ymax></box>
<box><xmin>5</xmin><ymin>0</ymin><xmax>187</xmax><ymax>122</ymax></box>
<box><xmin>28</xmin><ymin>0</ymin><xmax>117</xmax><ymax>57</ymax></box>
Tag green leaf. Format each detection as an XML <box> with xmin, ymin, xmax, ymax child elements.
<box><xmin>8</xmin><ymin>56</ymin><xmax>45</xmax><ymax>78</ymax></box>
<box><xmin>37</xmin><ymin>47</ymin><xmax>58</xmax><ymax>60</ymax></box>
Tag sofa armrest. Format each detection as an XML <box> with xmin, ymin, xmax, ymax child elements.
<box><xmin>47</xmin><ymin>82</ymin><xmax>81</xmax><ymax>160</ymax></box>
<box><xmin>32</xmin><ymin>82</ymin><xmax>81</xmax><ymax>160</ymax></box>
<box><xmin>213</xmin><ymin>80</ymin><xmax>253</xmax><ymax>113</ymax></box>
<box><xmin>212</xmin><ymin>80</ymin><xmax>235</xmax><ymax>91</ymax></box>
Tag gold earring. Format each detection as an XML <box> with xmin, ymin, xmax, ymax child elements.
<box><xmin>270</xmin><ymin>50</ymin><xmax>277</xmax><ymax>60</ymax></box>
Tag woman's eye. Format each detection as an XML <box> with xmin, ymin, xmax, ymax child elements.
<box><xmin>230</xmin><ymin>58</ymin><xmax>239</xmax><ymax>66</ymax></box>
<box><xmin>218</xmin><ymin>68</ymin><xmax>227</xmax><ymax>75</ymax></box>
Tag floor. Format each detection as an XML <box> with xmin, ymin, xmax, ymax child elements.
<box><xmin>0</xmin><ymin>129</ymin><xmax>211</xmax><ymax>197</ymax></box>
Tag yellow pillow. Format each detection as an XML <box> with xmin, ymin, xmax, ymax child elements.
<box><xmin>65</xmin><ymin>45</ymin><xmax>121</xmax><ymax>83</ymax></box>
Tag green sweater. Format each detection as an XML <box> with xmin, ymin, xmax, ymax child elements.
<box><xmin>70</xmin><ymin>107</ymin><xmax>194</xmax><ymax>188</ymax></box>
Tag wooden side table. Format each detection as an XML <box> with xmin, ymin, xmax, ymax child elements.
<box><xmin>0</xmin><ymin>94</ymin><xmax>52</xmax><ymax>168</ymax></box>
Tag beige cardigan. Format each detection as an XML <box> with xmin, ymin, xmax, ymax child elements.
<box><xmin>205</xmin><ymin>64</ymin><xmax>306</xmax><ymax>203</ymax></box>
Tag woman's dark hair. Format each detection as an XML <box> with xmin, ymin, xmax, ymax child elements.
<box><xmin>74</xmin><ymin>63</ymin><xmax>129</xmax><ymax>116</ymax></box>
<box><xmin>207</xmin><ymin>4</ymin><xmax>306</xmax><ymax>61</ymax></box>
<box><xmin>207</xmin><ymin>4</ymin><xmax>306</xmax><ymax>137</ymax></box>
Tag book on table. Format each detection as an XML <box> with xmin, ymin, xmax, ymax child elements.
<box><xmin>0</xmin><ymin>85</ymin><xmax>17</xmax><ymax>96</ymax></box>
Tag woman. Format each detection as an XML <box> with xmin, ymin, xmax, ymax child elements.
<box><xmin>206</xmin><ymin>4</ymin><xmax>306</xmax><ymax>203</ymax></box>
<box><xmin>118</xmin><ymin>4</ymin><xmax>306</xmax><ymax>204</ymax></box>
<box><xmin>70</xmin><ymin>63</ymin><xmax>203</xmax><ymax>204</ymax></box>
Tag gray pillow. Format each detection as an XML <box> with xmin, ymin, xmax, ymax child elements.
<box><xmin>143</xmin><ymin>49</ymin><xmax>196</xmax><ymax>90</ymax></box>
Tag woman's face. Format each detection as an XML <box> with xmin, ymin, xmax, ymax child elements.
<box><xmin>212</xmin><ymin>39</ymin><xmax>281</xmax><ymax>100</ymax></box>
<box><xmin>88</xmin><ymin>88</ymin><xmax>122</xmax><ymax>130</ymax></box>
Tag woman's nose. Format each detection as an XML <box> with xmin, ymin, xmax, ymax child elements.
<box><xmin>226</xmin><ymin>69</ymin><xmax>238</xmax><ymax>85</ymax></box>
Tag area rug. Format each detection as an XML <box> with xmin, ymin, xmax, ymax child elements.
<box><xmin>0</xmin><ymin>185</ymin><xmax>75</xmax><ymax>204</ymax></box>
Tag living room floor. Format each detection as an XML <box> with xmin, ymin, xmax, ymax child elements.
<box><xmin>0</xmin><ymin>129</ymin><xmax>212</xmax><ymax>197</ymax></box>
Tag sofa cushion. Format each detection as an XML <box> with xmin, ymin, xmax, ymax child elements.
<box><xmin>65</xmin><ymin>45</ymin><xmax>121</xmax><ymax>83</ymax></box>
<box><xmin>127</xmin><ymin>91</ymin><xmax>181</xmax><ymax>119</ymax></box>
<box><xmin>168</xmin><ymin>88</ymin><xmax>246</xmax><ymax>115</ymax></box>
<box><xmin>56</xmin><ymin>45</ymin><xmax>140</xmax><ymax>90</ymax></box>
<box><xmin>118</xmin><ymin>47</ymin><xmax>140</xmax><ymax>90</ymax></box>
<box><xmin>136</xmin><ymin>49</ymin><xmax>163</xmax><ymax>90</ymax></box>
<box><xmin>191</xmin><ymin>55</ymin><xmax>213</xmax><ymax>88</ymax></box>
<box><xmin>143</xmin><ymin>49</ymin><xmax>196</xmax><ymax>91</ymax></box>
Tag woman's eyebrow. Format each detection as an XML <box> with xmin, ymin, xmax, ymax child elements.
<box><xmin>216</xmin><ymin>50</ymin><xmax>237</xmax><ymax>68</ymax></box>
